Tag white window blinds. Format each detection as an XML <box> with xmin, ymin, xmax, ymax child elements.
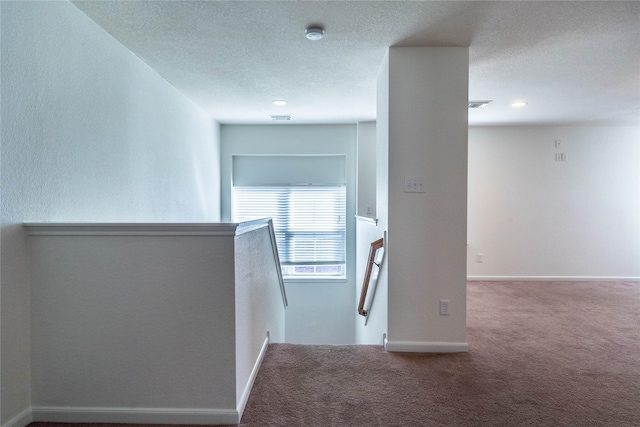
<box><xmin>233</xmin><ymin>186</ymin><xmax>346</xmax><ymax>266</ymax></box>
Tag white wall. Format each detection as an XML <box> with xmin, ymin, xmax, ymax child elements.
<box><xmin>354</xmin><ymin>219</ymin><xmax>387</xmax><ymax>344</ymax></box>
<box><xmin>468</xmin><ymin>126</ymin><xmax>640</xmax><ymax>279</ymax></box>
<box><xmin>354</xmin><ymin>118</ymin><xmax>386</xmax><ymax>345</ymax></box>
<box><xmin>383</xmin><ymin>47</ymin><xmax>469</xmax><ymax>351</ymax></box>
<box><xmin>357</xmin><ymin>122</ymin><xmax>377</xmax><ymax>218</ymax></box>
<box><xmin>25</xmin><ymin>222</ymin><xmax>283</xmax><ymax>425</ymax></box>
<box><xmin>234</xmin><ymin>223</ymin><xmax>286</xmax><ymax>411</ymax></box>
<box><xmin>28</xmin><ymin>230</ymin><xmax>237</xmax><ymax>420</ymax></box>
<box><xmin>221</xmin><ymin>125</ymin><xmax>357</xmax><ymax>344</ymax></box>
<box><xmin>354</xmin><ymin>53</ymin><xmax>391</xmax><ymax>346</ymax></box>
<box><xmin>0</xmin><ymin>2</ymin><xmax>221</xmax><ymax>425</ymax></box>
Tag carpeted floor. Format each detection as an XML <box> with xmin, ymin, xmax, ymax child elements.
<box><xmin>237</xmin><ymin>281</ymin><xmax>640</xmax><ymax>426</ymax></box>
<box><xmin>29</xmin><ymin>281</ymin><xmax>640</xmax><ymax>426</ymax></box>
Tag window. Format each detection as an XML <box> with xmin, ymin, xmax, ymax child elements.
<box><xmin>233</xmin><ymin>185</ymin><xmax>346</xmax><ymax>279</ymax></box>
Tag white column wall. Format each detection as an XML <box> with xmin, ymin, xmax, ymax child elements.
<box><xmin>384</xmin><ymin>47</ymin><xmax>469</xmax><ymax>350</ymax></box>
<box><xmin>1</xmin><ymin>2</ymin><xmax>221</xmax><ymax>425</ymax></box>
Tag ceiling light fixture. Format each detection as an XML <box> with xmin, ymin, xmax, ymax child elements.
<box><xmin>469</xmin><ymin>100</ymin><xmax>492</xmax><ymax>109</ymax></box>
<box><xmin>305</xmin><ymin>26</ymin><xmax>324</xmax><ymax>41</ymax></box>
<box><xmin>511</xmin><ymin>101</ymin><xmax>528</xmax><ymax>107</ymax></box>
<box><xmin>272</xmin><ymin>100</ymin><xmax>288</xmax><ymax>106</ymax></box>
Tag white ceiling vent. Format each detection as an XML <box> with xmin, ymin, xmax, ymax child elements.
<box><xmin>270</xmin><ymin>115</ymin><xmax>292</xmax><ymax>121</ymax></box>
<box><xmin>468</xmin><ymin>100</ymin><xmax>492</xmax><ymax>109</ymax></box>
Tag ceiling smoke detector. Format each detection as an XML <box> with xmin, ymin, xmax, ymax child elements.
<box><xmin>469</xmin><ymin>100</ymin><xmax>492</xmax><ymax>109</ymax></box>
<box><xmin>270</xmin><ymin>115</ymin><xmax>291</xmax><ymax>121</ymax></box>
<box><xmin>305</xmin><ymin>26</ymin><xmax>324</xmax><ymax>41</ymax></box>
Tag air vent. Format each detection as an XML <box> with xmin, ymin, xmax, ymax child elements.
<box><xmin>270</xmin><ymin>115</ymin><xmax>291</xmax><ymax>121</ymax></box>
<box><xmin>468</xmin><ymin>100</ymin><xmax>492</xmax><ymax>109</ymax></box>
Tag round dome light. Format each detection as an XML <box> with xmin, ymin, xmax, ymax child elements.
<box><xmin>305</xmin><ymin>26</ymin><xmax>324</xmax><ymax>41</ymax></box>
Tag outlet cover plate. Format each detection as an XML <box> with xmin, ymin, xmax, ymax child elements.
<box><xmin>440</xmin><ymin>299</ymin><xmax>450</xmax><ymax>315</ymax></box>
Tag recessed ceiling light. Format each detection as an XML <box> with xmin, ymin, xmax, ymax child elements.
<box><xmin>511</xmin><ymin>101</ymin><xmax>528</xmax><ymax>107</ymax></box>
<box><xmin>469</xmin><ymin>100</ymin><xmax>492</xmax><ymax>109</ymax></box>
<box><xmin>305</xmin><ymin>26</ymin><xmax>324</xmax><ymax>41</ymax></box>
<box><xmin>272</xmin><ymin>100</ymin><xmax>288</xmax><ymax>106</ymax></box>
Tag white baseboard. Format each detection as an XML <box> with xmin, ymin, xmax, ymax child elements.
<box><xmin>467</xmin><ymin>276</ymin><xmax>640</xmax><ymax>282</ymax></box>
<box><xmin>237</xmin><ymin>333</ymin><xmax>270</xmax><ymax>420</ymax></box>
<box><xmin>13</xmin><ymin>336</ymin><xmax>273</xmax><ymax>427</ymax></box>
<box><xmin>2</xmin><ymin>408</ymin><xmax>32</xmax><ymax>427</ymax></box>
<box><xmin>31</xmin><ymin>406</ymin><xmax>239</xmax><ymax>425</ymax></box>
<box><xmin>384</xmin><ymin>339</ymin><xmax>469</xmax><ymax>353</ymax></box>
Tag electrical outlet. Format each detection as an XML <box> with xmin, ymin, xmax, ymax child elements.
<box><xmin>476</xmin><ymin>253</ymin><xmax>483</xmax><ymax>263</ymax></box>
<box><xmin>440</xmin><ymin>300</ymin><xmax>450</xmax><ymax>315</ymax></box>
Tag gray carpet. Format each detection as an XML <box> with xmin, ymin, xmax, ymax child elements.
<box><xmin>238</xmin><ymin>281</ymin><xmax>640</xmax><ymax>426</ymax></box>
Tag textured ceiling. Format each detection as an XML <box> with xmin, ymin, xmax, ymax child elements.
<box><xmin>72</xmin><ymin>1</ymin><xmax>640</xmax><ymax>125</ymax></box>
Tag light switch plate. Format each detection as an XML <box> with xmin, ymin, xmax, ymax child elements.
<box><xmin>404</xmin><ymin>176</ymin><xmax>426</xmax><ymax>193</ymax></box>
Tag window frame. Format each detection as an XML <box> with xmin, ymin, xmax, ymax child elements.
<box><xmin>232</xmin><ymin>184</ymin><xmax>347</xmax><ymax>281</ymax></box>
